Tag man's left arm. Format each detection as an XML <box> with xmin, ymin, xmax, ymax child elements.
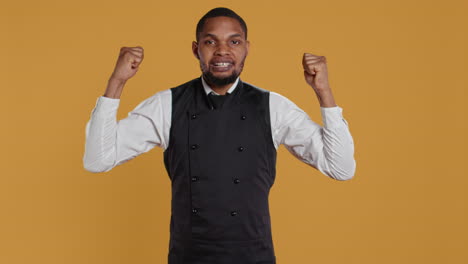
<box><xmin>271</xmin><ymin>53</ymin><xmax>356</xmax><ymax>180</ymax></box>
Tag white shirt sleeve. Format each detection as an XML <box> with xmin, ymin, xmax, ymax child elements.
<box><xmin>83</xmin><ymin>90</ymin><xmax>172</xmax><ymax>173</ymax></box>
<box><xmin>270</xmin><ymin>92</ymin><xmax>356</xmax><ymax>180</ymax></box>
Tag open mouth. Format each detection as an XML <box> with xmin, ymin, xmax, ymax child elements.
<box><xmin>210</xmin><ymin>62</ymin><xmax>233</xmax><ymax>72</ymax></box>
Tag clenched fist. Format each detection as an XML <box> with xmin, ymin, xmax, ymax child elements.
<box><xmin>302</xmin><ymin>53</ymin><xmax>330</xmax><ymax>92</ymax></box>
<box><xmin>110</xmin><ymin>46</ymin><xmax>144</xmax><ymax>83</ymax></box>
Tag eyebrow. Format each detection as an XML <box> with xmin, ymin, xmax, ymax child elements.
<box><xmin>201</xmin><ymin>33</ymin><xmax>243</xmax><ymax>39</ymax></box>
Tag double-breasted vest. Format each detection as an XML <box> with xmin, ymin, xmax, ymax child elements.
<box><xmin>163</xmin><ymin>77</ymin><xmax>277</xmax><ymax>264</ymax></box>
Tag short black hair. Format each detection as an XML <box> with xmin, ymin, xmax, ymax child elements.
<box><xmin>196</xmin><ymin>7</ymin><xmax>248</xmax><ymax>42</ymax></box>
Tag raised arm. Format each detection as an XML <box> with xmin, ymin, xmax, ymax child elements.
<box><xmin>270</xmin><ymin>53</ymin><xmax>356</xmax><ymax>180</ymax></box>
<box><xmin>83</xmin><ymin>46</ymin><xmax>171</xmax><ymax>173</ymax></box>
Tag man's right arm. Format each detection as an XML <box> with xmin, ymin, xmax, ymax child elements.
<box><xmin>83</xmin><ymin>88</ymin><xmax>171</xmax><ymax>173</ymax></box>
<box><xmin>83</xmin><ymin>45</ymin><xmax>170</xmax><ymax>173</ymax></box>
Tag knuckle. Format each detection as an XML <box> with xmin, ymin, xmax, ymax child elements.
<box><xmin>124</xmin><ymin>53</ymin><xmax>133</xmax><ymax>59</ymax></box>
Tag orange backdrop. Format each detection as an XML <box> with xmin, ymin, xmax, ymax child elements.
<box><xmin>1</xmin><ymin>0</ymin><xmax>467</xmax><ymax>263</ymax></box>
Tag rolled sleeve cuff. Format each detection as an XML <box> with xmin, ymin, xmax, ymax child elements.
<box><xmin>91</xmin><ymin>96</ymin><xmax>121</xmax><ymax>117</ymax></box>
<box><xmin>320</xmin><ymin>105</ymin><xmax>348</xmax><ymax>129</ymax></box>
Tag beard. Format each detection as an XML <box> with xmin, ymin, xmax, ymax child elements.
<box><xmin>200</xmin><ymin>58</ymin><xmax>246</xmax><ymax>87</ymax></box>
<box><xmin>203</xmin><ymin>70</ymin><xmax>239</xmax><ymax>86</ymax></box>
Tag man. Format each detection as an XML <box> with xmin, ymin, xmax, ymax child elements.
<box><xmin>83</xmin><ymin>7</ymin><xmax>356</xmax><ymax>264</ymax></box>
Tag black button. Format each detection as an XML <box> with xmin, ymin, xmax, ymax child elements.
<box><xmin>192</xmin><ymin>208</ymin><xmax>198</xmax><ymax>214</ymax></box>
<box><xmin>241</xmin><ymin>115</ymin><xmax>246</xmax><ymax>120</ymax></box>
<box><xmin>238</xmin><ymin>146</ymin><xmax>244</xmax><ymax>152</ymax></box>
<box><xmin>192</xmin><ymin>176</ymin><xmax>199</xmax><ymax>182</ymax></box>
<box><xmin>231</xmin><ymin>211</ymin><xmax>238</xmax><ymax>216</ymax></box>
<box><xmin>191</xmin><ymin>144</ymin><xmax>199</xmax><ymax>150</ymax></box>
<box><xmin>191</xmin><ymin>114</ymin><xmax>197</xmax><ymax>119</ymax></box>
<box><xmin>234</xmin><ymin>178</ymin><xmax>240</xmax><ymax>184</ymax></box>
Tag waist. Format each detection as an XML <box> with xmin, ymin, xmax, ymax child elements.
<box><xmin>170</xmin><ymin>231</ymin><xmax>273</xmax><ymax>246</ymax></box>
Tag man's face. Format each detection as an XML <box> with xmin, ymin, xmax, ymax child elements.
<box><xmin>192</xmin><ymin>16</ymin><xmax>250</xmax><ymax>87</ymax></box>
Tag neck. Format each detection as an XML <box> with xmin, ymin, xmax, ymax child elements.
<box><xmin>203</xmin><ymin>75</ymin><xmax>235</xmax><ymax>95</ymax></box>
<box><xmin>211</xmin><ymin>86</ymin><xmax>230</xmax><ymax>95</ymax></box>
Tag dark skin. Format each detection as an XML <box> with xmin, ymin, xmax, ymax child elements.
<box><xmin>102</xmin><ymin>17</ymin><xmax>248</xmax><ymax>99</ymax></box>
<box><xmin>192</xmin><ymin>16</ymin><xmax>250</xmax><ymax>95</ymax></box>
<box><xmin>191</xmin><ymin>16</ymin><xmax>336</xmax><ymax>107</ymax></box>
<box><xmin>105</xmin><ymin>16</ymin><xmax>336</xmax><ymax>107</ymax></box>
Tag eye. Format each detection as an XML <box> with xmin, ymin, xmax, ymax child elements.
<box><xmin>231</xmin><ymin>40</ymin><xmax>240</xmax><ymax>45</ymax></box>
<box><xmin>205</xmin><ymin>40</ymin><xmax>215</xmax><ymax>45</ymax></box>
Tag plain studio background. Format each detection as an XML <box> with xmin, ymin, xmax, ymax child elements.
<box><xmin>1</xmin><ymin>0</ymin><xmax>466</xmax><ymax>263</ymax></box>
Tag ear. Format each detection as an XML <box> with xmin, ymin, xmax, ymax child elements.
<box><xmin>192</xmin><ymin>41</ymin><xmax>200</xmax><ymax>60</ymax></box>
<box><xmin>245</xmin><ymin>40</ymin><xmax>250</xmax><ymax>56</ymax></box>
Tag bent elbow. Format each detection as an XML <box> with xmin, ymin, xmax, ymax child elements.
<box><xmin>328</xmin><ymin>159</ymin><xmax>356</xmax><ymax>181</ymax></box>
<box><xmin>332</xmin><ymin>172</ymin><xmax>354</xmax><ymax>181</ymax></box>
<box><xmin>83</xmin><ymin>157</ymin><xmax>113</xmax><ymax>173</ymax></box>
<box><xmin>83</xmin><ymin>165</ymin><xmax>105</xmax><ymax>173</ymax></box>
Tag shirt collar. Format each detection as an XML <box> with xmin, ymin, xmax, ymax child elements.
<box><xmin>201</xmin><ymin>75</ymin><xmax>240</xmax><ymax>96</ymax></box>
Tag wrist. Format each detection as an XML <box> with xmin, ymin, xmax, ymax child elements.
<box><xmin>104</xmin><ymin>78</ymin><xmax>126</xmax><ymax>99</ymax></box>
<box><xmin>108</xmin><ymin>76</ymin><xmax>127</xmax><ymax>86</ymax></box>
<box><xmin>314</xmin><ymin>89</ymin><xmax>336</xmax><ymax>107</ymax></box>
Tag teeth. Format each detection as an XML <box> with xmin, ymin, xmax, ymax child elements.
<box><xmin>214</xmin><ymin>62</ymin><xmax>231</xmax><ymax>66</ymax></box>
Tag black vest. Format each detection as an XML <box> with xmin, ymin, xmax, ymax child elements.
<box><xmin>163</xmin><ymin>77</ymin><xmax>277</xmax><ymax>264</ymax></box>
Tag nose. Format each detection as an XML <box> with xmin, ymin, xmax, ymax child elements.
<box><xmin>214</xmin><ymin>42</ymin><xmax>230</xmax><ymax>56</ymax></box>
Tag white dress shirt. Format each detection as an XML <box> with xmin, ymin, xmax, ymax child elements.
<box><xmin>83</xmin><ymin>76</ymin><xmax>356</xmax><ymax>180</ymax></box>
